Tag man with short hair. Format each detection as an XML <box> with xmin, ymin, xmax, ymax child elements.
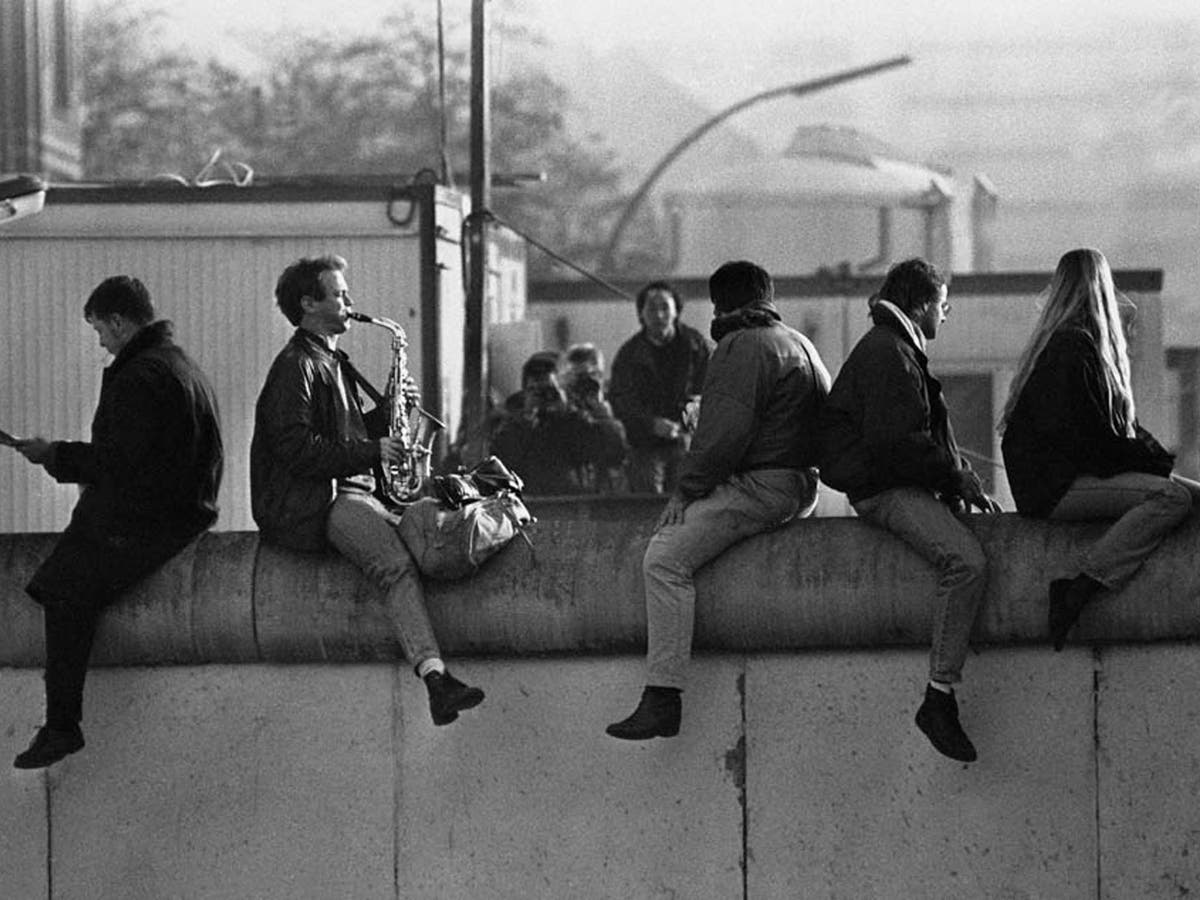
<box><xmin>10</xmin><ymin>275</ymin><xmax>223</xmax><ymax>768</ymax></box>
<box><xmin>610</xmin><ymin>281</ymin><xmax>710</xmax><ymax>493</ymax></box>
<box><xmin>251</xmin><ymin>254</ymin><xmax>484</xmax><ymax>726</ymax></box>
<box><xmin>607</xmin><ymin>261</ymin><xmax>830</xmax><ymax>740</ymax></box>
<box><xmin>819</xmin><ymin>257</ymin><xmax>1001</xmax><ymax>763</ymax></box>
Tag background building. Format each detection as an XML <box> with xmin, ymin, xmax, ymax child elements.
<box><xmin>0</xmin><ymin>0</ymin><xmax>83</xmax><ymax>179</ymax></box>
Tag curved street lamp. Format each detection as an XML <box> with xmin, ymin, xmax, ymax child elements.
<box><xmin>598</xmin><ymin>54</ymin><xmax>913</xmax><ymax>274</ymax></box>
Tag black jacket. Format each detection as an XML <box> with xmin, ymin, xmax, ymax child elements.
<box><xmin>1001</xmin><ymin>327</ymin><xmax>1173</xmax><ymax>517</ymax></box>
<box><xmin>818</xmin><ymin>304</ymin><xmax>968</xmax><ymax>504</ymax></box>
<box><xmin>48</xmin><ymin>320</ymin><xmax>223</xmax><ymax>541</ymax></box>
<box><xmin>251</xmin><ymin>329</ymin><xmax>380</xmax><ymax>551</ymax></box>
<box><xmin>609</xmin><ymin>322</ymin><xmax>710</xmax><ymax>448</ymax></box>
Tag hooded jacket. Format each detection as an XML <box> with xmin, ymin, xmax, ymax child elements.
<box><xmin>818</xmin><ymin>302</ymin><xmax>968</xmax><ymax>504</ymax></box>
<box><xmin>676</xmin><ymin>302</ymin><xmax>829</xmax><ymax>500</ymax></box>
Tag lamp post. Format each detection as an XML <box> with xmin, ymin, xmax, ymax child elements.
<box><xmin>598</xmin><ymin>54</ymin><xmax>912</xmax><ymax>275</ymax></box>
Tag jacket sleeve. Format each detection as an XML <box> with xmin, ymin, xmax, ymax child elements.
<box><xmin>256</xmin><ymin>355</ymin><xmax>378</xmax><ymax>479</ymax></box>
<box><xmin>48</xmin><ymin>358</ymin><xmax>168</xmax><ymax>486</ymax></box>
<box><xmin>676</xmin><ymin>336</ymin><xmax>759</xmax><ymax>499</ymax></box>
<box><xmin>862</xmin><ymin>343</ymin><xmax>960</xmax><ymax>493</ymax></box>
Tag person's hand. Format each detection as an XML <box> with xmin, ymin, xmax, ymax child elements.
<box><xmin>681</xmin><ymin>396</ymin><xmax>701</xmax><ymax>432</ymax></box>
<box><xmin>651</xmin><ymin>417</ymin><xmax>682</xmax><ymax>441</ymax></box>
<box><xmin>657</xmin><ymin>491</ymin><xmax>689</xmax><ymax>528</ymax></box>
<box><xmin>14</xmin><ymin>437</ymin><xmax>53</xmax><ymax>465</ymax></box>
<box><xmin>952</xmin><ymin>469</ymin><xmax>1001</xmax><ymax>513</ymax></box>
<box><xmin>379</xmin><ymin>435</ymin><xmax>407</xmax><ymax>467</ymax></box>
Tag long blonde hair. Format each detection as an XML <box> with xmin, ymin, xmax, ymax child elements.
<box><xmin>999</xmin><ymin>248</ymin><xmax>1135</xmax><ymax>436</ymax></box>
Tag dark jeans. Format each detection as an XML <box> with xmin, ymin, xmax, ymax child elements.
<box><xmin>26</xmin><ymin>525</ymin><xmax>196</xmax><ymax>728</ymax></box>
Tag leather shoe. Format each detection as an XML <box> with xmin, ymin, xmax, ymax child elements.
<box><xmin>605</xmin><ymin>686</ymin><xmax>681</xmax><ymax>740</ymax></box>
<box><xmin>14</xmin><ymin>724</ymin><xmax>85</xmax><ymax>769</ymax></box>
<box><xmin>915</xmin><ymin>685</ymin><xmax>977</xmax><ymax>762</ymax></box>
<box><xmin>425</xmin><ymin>670</ymin><xmax>485</xmax><ymax>726</ymax></box>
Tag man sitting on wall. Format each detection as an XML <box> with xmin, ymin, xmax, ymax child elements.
<box><xmin>606</xmin><ymin>261</ymin><xmax>830</xmax><ymax>740</ymax></box>
<box><xmin>9</xmin><ymin>275</ymin><xmax>224</xmax><ymax>768</ymax></box>
<box><xmin>609</xmin><ymin>281</ymin><xmax>711</xmax><ymax>494</ymax></box>
<box><xmin>488</xmin><ymin>350</ymin><xmax>628</xmax><ymax>495</ymax></box>
<box><xmin>251</xmin><ymin>254</ymin><xmax>484</xmax><ymax>726</ymax></box>
<box><xmin>818</xmin><ymin>258</ymin><xmax>1001</xmax><ymax>763</ymax></box>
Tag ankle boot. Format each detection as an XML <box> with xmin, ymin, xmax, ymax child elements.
<box><xmin>1049</xmin><ymin>574</ymin><xmax>1104</xmax><ymax>651</ymax></box>
<box><xmin>915</xmin><ymin>685</ymin><xmax>977</xmax><ymax>762</ymax></box>
<box><xmin>425</xmin><ymin>670</ymin><xmax>485</xmax><ymax>726</ymax></box>
<box><xmin>605</xmin><ymin>686</ymin><xmax>681</xmax><ymax>740</ymax></box>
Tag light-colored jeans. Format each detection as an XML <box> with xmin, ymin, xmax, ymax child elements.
<box><xmin>644</xmin><ymin>468</ymin><xmax>817</xmax><ymax>689</ymax></box>
<box><xmin>853</xmin><ymin>487</ymin><xmax>987</xmax><ymax>685</ymax></box>
<box><xmin>1049</xmin><ymin>472</ymin><xmax>1200</xmax><ymax>589</ymax></box>
<box><xmin>325</xmin><ymin>490</ymin><xmax>440</xmax><ymax>668</ymax></box>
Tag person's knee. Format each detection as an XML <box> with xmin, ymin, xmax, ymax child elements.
<box><xmin>944</xmin><ymin>540</ymin><xmax>987</xmax><ymax>584</ymax></box>
<box><xmin>1159</xmin><ymin>480</ymin><xmax>1193</xmax><ymax>521</ymax></box>
<box><xmin>643</xmin><ymin>537</ymin><xmax>689</xmax><ymax>583</ymax></box>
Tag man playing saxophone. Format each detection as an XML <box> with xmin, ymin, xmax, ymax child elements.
<box><xmin>250</xmin><ymin>254</ymin><xmax>484</xmax><ymax>726</ymax></box>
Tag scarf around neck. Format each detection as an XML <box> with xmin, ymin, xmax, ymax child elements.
<box><xmin>710</xmin><ymin>299</ymin><xmax>782</xmax><ymax>342</ymax></box>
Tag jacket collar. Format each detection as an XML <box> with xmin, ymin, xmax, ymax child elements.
<box><xmin>110</xmin><ymin>320</ymin><xmax>173</xmax><ymax>371</ymax></box>
<box><xmin>871</xmin><ymin>300</ymin><xmax>926</xmax><ymax>355</ymax></box>
<box><xmin>292</xmin><ymin>327</ymin><xmax>339</xmax><ymax>358</ymax></box>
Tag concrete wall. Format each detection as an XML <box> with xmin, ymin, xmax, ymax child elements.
<box><xmin>3</xmin><ymin>498</ymin><xmax>1200</xmax><ymax>898</ymax></box>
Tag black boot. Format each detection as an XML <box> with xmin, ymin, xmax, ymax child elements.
<box><xmin>1048</xmin><ymin>574</ymin><xmax>1104</xmax><ymax>652</ymax></box>
<box><xmin>425</xmin><ymin>670</ymin><xmax>485</xmax><ymax>726</ymax></box>
<box><xmin>915</xmin><ymin>685</ymin><xmax>977</xmax><ymax>762</ymax></box>
<box><xmin>13</xmin><ymin>723</ymin><xmax>85</xmax><ymax>770</ymax></box>
<box><xmin>605</xmin><ymin>686</ymin><xmax>681</xmax><ymax>740</ymax></box>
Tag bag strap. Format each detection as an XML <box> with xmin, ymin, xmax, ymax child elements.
<box><xmin>336</xmin><ymin>351</ymin><xmax>386</xmax><ymax>407</ymax></box>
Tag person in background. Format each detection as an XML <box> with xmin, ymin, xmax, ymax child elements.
<box><xmin>489</xmin><ymin>350</ymin><xmax>627</xmax><ymax>495</ymax></box>
<box><xmin>561</xmin><ymin>343</ymin><xmax>627</xmax><ymax>492</ymax></box>
<box><xmin>819</xmin><ymin>258</ymin><xmax>1000</xmax><ymax>764</ymax></box>
<box><xmin>1000</xmin><ymin>247</ymin><xmax>1200</xmax><ymax>650</ymax></box>
<box><xmin>251</xmin><ymin>254</ymin><xmax>484</xmax><ymax>727</ymax></box>
<box><xmin>606</xmin><ymin>261</ymin><xmax>829</xmax><ymax>740</ymax></box>
<box><xmin>609</xmin><ymin>281</ymin><xmax>710</xmax><ymax>493</ymax></box>
<box><xmin>9</xmin><ymin>275</ymin><xmax>223</xmax><ymax>768</ymax></box>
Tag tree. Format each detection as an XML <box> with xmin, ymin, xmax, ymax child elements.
<box><xmin>78</xmin><ymin>2</ymin><xmax>648</xmax><ymax>276</ymax></box>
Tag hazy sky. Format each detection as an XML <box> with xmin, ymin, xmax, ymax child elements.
<box><xmin>87</xmin><ymin>0</ymin><xmax>1200</xmax><ymax>105</ymax></box>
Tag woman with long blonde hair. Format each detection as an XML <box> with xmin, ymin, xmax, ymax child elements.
<box><xmin>1000</xmin><ymin>248</ymin><xmax>1200</xmax><ymax>649</ymax></box>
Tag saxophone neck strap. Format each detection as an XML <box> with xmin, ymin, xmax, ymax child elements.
<box><xmin>336</xmin><ymin>352</ymin><xmax>386</xmax><ymax>406</ymax></box>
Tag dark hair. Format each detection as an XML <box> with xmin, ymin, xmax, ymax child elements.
<box><xmin>521</xmin><ymin>350</ymin><xmax>561</xmax><ymax>385</ymax></box>
<box><xmin>275</xmin><ymin>255</ymin><xmax>347</xmax><ymax>326</ymax></box>
<box><xmin>635</xmin><ymin>280</ymin><xmax>683</xmax><ymax>316</ymax></box>
<box><xmin>709</xmin><ymin>260</ymin><xmax>772</xmax><ymax>314</ymax></box>
<box><xmin>877</xmin><ymin>258</ymin><xmax>947</xmax><ymax>315</ymax></box>
<box><xmin>83</xmin><ymin>276</ymin><xmax>155</xmax><ymax>324</ymax></box>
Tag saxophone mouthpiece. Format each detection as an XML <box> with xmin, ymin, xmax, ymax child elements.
<box><xmin>347</xmin><ymin>311</ymin><xmax>373</xmax><ymax>323</ymax></box>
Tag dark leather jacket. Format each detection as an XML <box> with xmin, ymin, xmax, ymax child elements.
<box><xmin>48</xmin><ymin>320</ymin><xmax>222</xmax><ymax>541</ymax></box>
<box><xmin>819</xmin><ymin>303</ymin><xmax>969</xmax><ymax>505</ymax></box>
<box><xmin>610</xmin><ymin>322</ymin><xmax>710</xmax><ymax>449</ymax></box>
<box><xmin>251</xmin><ymin>329</ymin><xmax>379</xmax><ymax>551</ymax></box>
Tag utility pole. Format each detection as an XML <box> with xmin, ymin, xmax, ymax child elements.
<box><xmin>464</xmin><ymin>0</ymin><xmax>491</xmax><ymax>460</ymax></box>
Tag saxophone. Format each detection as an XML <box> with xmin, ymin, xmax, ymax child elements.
<box><xmin>348</xmin><ymin>311</ymin><xmax>446</xmax><ymax>504</ymax></box>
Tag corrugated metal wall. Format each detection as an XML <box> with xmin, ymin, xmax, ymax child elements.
<box><xmin>0</xmin><ymin>204</ymin><xmax>434</xmax><ymax>533</ymax></box>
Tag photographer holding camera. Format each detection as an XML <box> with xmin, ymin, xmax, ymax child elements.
<box><xmin>488</xmin><ymin>350</ymin><xmax>627</xmax><ymax>495</ymax></box>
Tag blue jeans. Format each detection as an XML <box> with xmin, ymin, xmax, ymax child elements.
<box><xmin>1049</xmin><ymin>472</ymin><xmax>1200</xmax><ymax>589</ymax></box>
<box><xmin>853</xmin><ymin>487</ymin><xmax>987</xmax><ymax>685</ymax></box>
<box><xmin>643</xmin><ymin>468</ymin><xmax>818</xmax><ymax>689</ymax></box>
<box><xmin>325</xmin><ymin>491</ymin><xmax>440</xmax><ymax>668</ymax></box>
